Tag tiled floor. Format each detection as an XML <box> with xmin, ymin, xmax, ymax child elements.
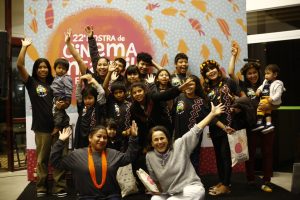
<box><xmin>0</xmin><ymin>170</ymin><xmax>29</xmax><ymax>200</ymax></box>
<box><xmin>0</xmin><ymin>170</ymin><xmax>294</xmax><ymax>200</ymax></box>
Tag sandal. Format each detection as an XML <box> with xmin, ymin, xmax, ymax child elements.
<box><xmin>209</xmin><ymin>184</ymin><xmax>231</xmax><ymax>196</ymax></box>
<box><xmin>209</xmin><ymin>183</ymin><xmax>222</xmax><ymax>192</ymax></box>
<box><xmin>261</xmin><ymin>183</ymin><xmax>272</xmax><ymax>192</ymax></box>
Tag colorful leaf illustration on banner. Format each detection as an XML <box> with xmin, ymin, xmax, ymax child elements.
<box><xmin>228</xmin><ymin>0</ymin><xmax>240</xmax><ymax>12</ymax></box>
<box><xmin>160</xmin><ymin>53</ymin><xmax>169</xmax><ymax>67</ymax></box>
<box><xmin>161</xmin><ymin>7</ymin><xmax>186</xmax><ymax>17</ymax></box>
<box><xmin>191</xmin><ymin>0</ymin><xmax>207</xmax><ymax>13</ymax></box>
<box><xmin>178</xmin><ymin>39</ymin><xmax>189</xmax><ymax>54</ymax></box>
<box><xmin>167</xmin><ymin>0</ymin><xmax>185</xmax><ymax>3</ymax></box>
<box><xmin>27</xmin><ymin>44</ymin><xmax>40</xmax><ymax>61</ymax></box>
<box><xmin>45</xmin><ymin>0</ymin><xmax>54</xmax><ymax>29</ymax></box>
<box><xmin>205</xmin><ymin>12</ymin><xmax>213</xmax><ymax>21</ymax></box>
<box><xmin>62</xmin><ymin>0</ymin><xmax>70</xmax><ymax>8</ymax></box>
<box><xmin>200</xmin><ymin>44</ymin><xmax>210</xmax><ymax>60</ymax></box>
<box><xmin>144</xmin><ymin>15</ymin><xmax>153</xmax><ymax>30</ymax></box>
<box><xmin>154</xmin><ymin>29</ymin><xmax>168</xmax><ymax>48</ymax></box>
<box><xmin>233</xmin><ymin>3</ymin><xmax>240</xmax><ymax>12</ymax></box>
<box><xmin>236</xmin><ymin>18</ymin><xmax>247</xmax><ymax>32</ymax></box>
<box><xmin>189</xmin><ymin>18</ymin><xmax>205</xmax><ymax>36</ymax></box>
<box><xmin>211</xmin><ymin>37</ymin><xmax>223</xmax><ymax>60</ymax></box>
<box><xmin>216</xmin><ymin>18</ymin><xmax>231</xmax><ymax>40</ymax></box>
<box><xmin>146</xmin><ymin>3</ymin><xmax>160</xmax><ymax>11</ymax></box>
<box><xmin>29</xmin><ymin>18</ymin><xmax>38</xmax><ymax>33</ymax></box>
<box><xmin>29</xmin><ymin>7</ymin><xmax>38</xmax><ymax>33</ymax></box>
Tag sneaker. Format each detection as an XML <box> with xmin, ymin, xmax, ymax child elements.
<box><xmin>37</xmin><ymin>192</ymin><xmax>47</xmax><ymax>197</ymax></box>
<box><xmin>53</xmin><ymin>190</ymin><xmax>67</xmax><ymax>198</ymax></box>
<box><xmin>252</xmin><ymin>123</ymin><xmax>264</xmax><ymax>132</ymax></box>
<box><xmin>261</xmin><ymin>183</ymin><xmax>272</xmax><ymax>192</ymax></box>
<box><xmin>261</xmin><ymin>124</ymin><xmax>275</xmax><ymax>134</ymax></box>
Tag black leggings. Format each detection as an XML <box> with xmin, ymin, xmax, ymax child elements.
<box><xmin>211</xmin><ymin>134</ymin><xmax>232</xmax><ymax>186</ymax></box>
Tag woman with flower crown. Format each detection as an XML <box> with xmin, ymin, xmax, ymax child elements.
<box><xmin>200</xmin><ymin>60</ymin><xmax>244</xmax><ymax>196</ymax></box>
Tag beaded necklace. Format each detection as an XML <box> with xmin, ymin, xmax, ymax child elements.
<box><xmin>88</xmin><ymin>147</ymin><xmax>107</xmax><ymax>189</ymax></box>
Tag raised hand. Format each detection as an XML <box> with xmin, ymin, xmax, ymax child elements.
<box><xmin>80</xmin><ymin>73</ymin><xmax>93</xmax><ymax>83</ymax></box>
<box><xmin>84</xmin><ymin>25</ymin><xmax>94</xmax><ymax>38</ymax></box>
<box><xmin>210</xmin><ymin>102</ymin><xmax>225</xmax><ymax>116</ymax></box>
<box><xmin>231</xmin><ymin>45</ymin><xmax>238</xmax><ymax>56</ymax></box>
<box><xmin>130</xmin><ymin>120</ymin><xmax>138</xmax><ymax>137</ymax></box>
<box><xmin>21</xmin><ymin>38</ymin><xmax>32</xmax><ymax>47</ymax></box>
<box><xmin>145</xmin><ymin>74</ymin><xmax>155</xmax><ymax>84</ymax></box>
<box><xmin>108</xmin><ymin>61</ymin><xmax>117</xmax><ymax>72</ymax></box>
<box><xmin>111</xmin><ymin>71</ymin><xmax>119</xmax><ymax>82</ymax></box>
<box><xmin>178</xmin><ymin>78</ymin><xmax>193</xmax><ymax>92</ymax></box>
<box><xmin>58</xmin><ymin>127</ymin><xmax>72</xmax><ymax>141</ymax></box>
<box><xmin>64</xmin><ymin>28</ymin><xmax>72</xmax><ymax>43</ymax></box>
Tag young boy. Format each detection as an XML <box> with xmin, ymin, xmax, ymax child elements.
<box><xmin>171</xmin><ymin>53</ymin><xmax>191</xmax><ymax>86</ymax></box>
<box><xmin>136</xmin><ymin>52</ymin><xmax>153</xmax><ymax>79</ymax></box>
<box><xmin>51</xmin><ymin>58</ymin><xmax>73</xmax><ymax>135</ymax></box>
<box><xmin>252</xmin><ymin>64</ymin><xmax>285</xmax><ymax>134</ymax></box>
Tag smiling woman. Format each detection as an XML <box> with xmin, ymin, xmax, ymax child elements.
<box><xmin>145</xmin><ymin>103</ymin><xmax>224</xmax><ymax>200</ymax></box>
<box><xmin>50</xmin><ymin>121</ymin><xmax>139</xmax><ymax>200</ymax></box>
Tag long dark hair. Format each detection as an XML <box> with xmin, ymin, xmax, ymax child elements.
<box><xmin>240</xmin><ymin>62</ymin><xmax>262</xmax><ymax>88</ymax></box>
<box><xmin>130</xmin><ymin>82</ymin><xmax>147</xmax><ymax>102</ymax></box>
<box><xmin>32</xmin><ymin>58</ymin><xmax>53</xmax><ymax>84</ymax></box>
<box><xmin>185</xmin><ymin>75</ymin><xmax>205</xmax><ymax>99</ymax></box>
<box><xmin>155</xmin><ymin>69</ymin><xmax>172</xmax><ymax>89</ymax></box>
<box><xmin>124</xmin><ymin>65</ymin><xmax>141</xmax><ymax>87</ymax></box>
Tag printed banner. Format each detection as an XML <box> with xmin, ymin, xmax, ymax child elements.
<box><xmin>24</xmin><ymin>0</ymin><xmax>247</xmax><ymax>179</ymax></box>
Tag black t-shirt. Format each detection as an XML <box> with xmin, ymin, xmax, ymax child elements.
<box><xmin>25</xmin><ymin>76</ymin><xmax>54</xmax><ymax>133</ymax></box>
<box><xmin>106</xmin><ymin>95</ymin><xmax>132</xmax><ymax>134</ymax></box>
<box><xmin>261</xmin><ymin>81</ymin><xmax>271</xmax><ymax>96</ymax></box>
<box><xmin>170</xmin><ymin>73</ymin><xmax>186</xmax><ymax>87</ymax></box>
<box><xmin>207</xmin><ymin>78</ymin><xmax>241</xmax><ymax>138</ymax></box>
<box><xmin>173</xmin><ymin>93</ymin><xmax>210</xmax><ymax>139</ymax></box>
<box><xmin>239</xmin><ymin>80</ymin><xmax>260</xmax><ymax>108</ymax></box>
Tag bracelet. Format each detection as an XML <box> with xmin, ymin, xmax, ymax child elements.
<box><xmin>223</xmin><ymin>125</ymin><xmax>227</xmax><ymax>131</ymax></box>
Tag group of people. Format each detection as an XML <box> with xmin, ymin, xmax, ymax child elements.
<box><xmin>16</xmin><ymin>25</ymin><xmax>285</xmax><ymax>200</ymax></box>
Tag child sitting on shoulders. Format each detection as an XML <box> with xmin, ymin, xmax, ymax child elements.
<box><xmin>252</xmin><ymin>64</ymin><xmax>285</xmax><ymax>134</ymax></box>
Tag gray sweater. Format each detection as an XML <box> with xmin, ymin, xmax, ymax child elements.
<box><xmin>51</xmin><ymin>75</ymin><xmax>73</xmax><ymax>99</ymax></box>
<box><xmin>50</xmin><ymin>136</ymin><xmax>139</xmax><ymax>199</ymax></box>
<box><xmin>146</xmin><ymin>125</ymin><xmax>203</xmax><ymax>195</ymax></box>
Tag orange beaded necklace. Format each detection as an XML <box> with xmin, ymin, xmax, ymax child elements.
<box><xmin>88</xmin><ymin>147</ymin><xmax>107</xmax><ymax>189</ymax></box>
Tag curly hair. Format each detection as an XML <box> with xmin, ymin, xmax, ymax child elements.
<box><xmin>199</xmin><ymin>60</ymin><xmax>223</xmax><ymax>93</ymax></box>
